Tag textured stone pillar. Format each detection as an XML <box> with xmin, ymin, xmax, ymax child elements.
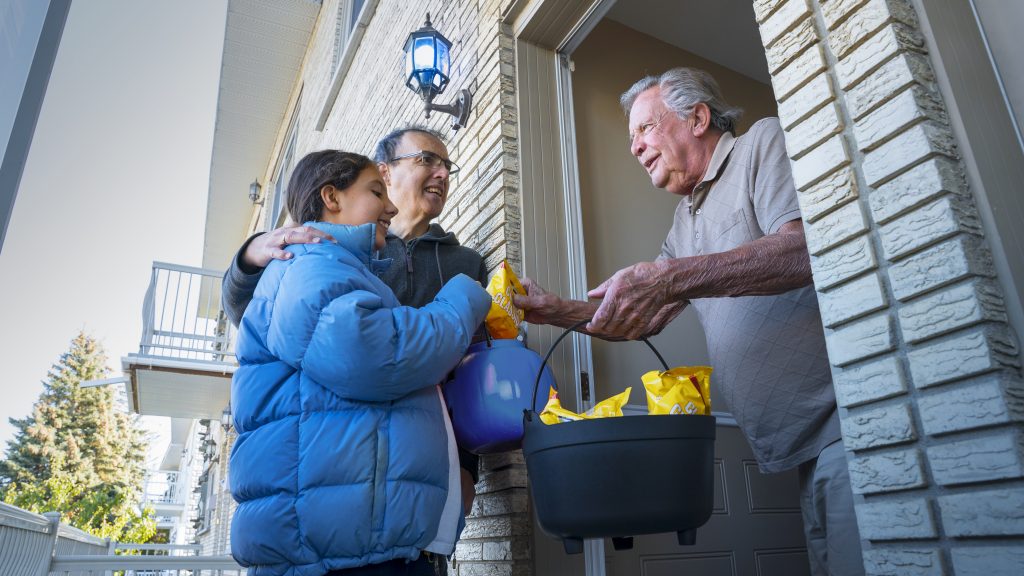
<box><xmin>455</xmin><ymin>452</ymin><xmax>532</xmax><ymax>576</ymax></box>
<box><xmin>754</xmin><ymin>0</ymin><xmax>1024</xmax><ymax>573</ymax></box>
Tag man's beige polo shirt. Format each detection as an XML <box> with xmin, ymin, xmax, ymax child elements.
<box><xmin>658</xmin><ymin>118</ymin><xmax>840</xmax><ymax>473</ymax></box>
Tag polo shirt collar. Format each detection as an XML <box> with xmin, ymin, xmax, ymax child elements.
<box><xmin>688</xmin><ymin>130</ymin><xmax>736</xmax><ymax>213</ymax></box>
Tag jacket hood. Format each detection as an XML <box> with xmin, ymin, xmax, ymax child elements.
<box><xmin>304</xmin><ymin>221</ymin><xmax>392</xmax><ymax>274</ymax></box>
<box><xmin>386</xmin><ymin>223</ymin><xmax>460</xmax><ymax>246</ymax></box>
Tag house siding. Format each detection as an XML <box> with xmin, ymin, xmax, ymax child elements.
<box><xmin>212</xmin><ymin>0</ymin><xmax>1024</xmax><ymax>573</ymax></box>
<box><xmin>239</xmin><ymin>1</ymin><xmax>527</xmax><ymax>574</ymax></box>
<box><xmin>755</xmin><ymin>0</ymin><xmax>1024</xmax><ymax>573</ymax></box>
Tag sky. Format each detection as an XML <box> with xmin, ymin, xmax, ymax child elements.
<box><xmin>0</xmin><ymin>0</ymin><xmax>228</xmax><ymax>464</ymax></box>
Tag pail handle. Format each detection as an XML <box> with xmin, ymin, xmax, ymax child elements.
<box><xmin>530</xmin><ymin>319</ymin><xmax>670</xmax><ymax>413</ymax></box>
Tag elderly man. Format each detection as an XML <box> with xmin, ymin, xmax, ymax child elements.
<box><xmin>514</xmin><ymin>68</ymin><xmax>863</xmax><ymax>576</ymax></box>
<box><xmin>221</xmin><ymin>126</ymin><xmax>485</xmax><ymax>576</ymax></box>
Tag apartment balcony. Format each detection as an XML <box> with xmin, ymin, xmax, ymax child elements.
<box><xmin>143</xmin><ymin>470</ymin><xmax>188</xmax><ymax>512</ymax></box>
<box><xmin>123</xmin><ymin>262</ymin><xmax>236</xmax><ymax>420</ymax></box>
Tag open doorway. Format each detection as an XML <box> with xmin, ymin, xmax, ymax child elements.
<box><xmin>530</xmin><ymin>1</ymin><xmax>810</xmax><ymax>574</ymax></box>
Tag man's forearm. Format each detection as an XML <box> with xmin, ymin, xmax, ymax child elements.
<box><xmin>550</xmin><ymin>299</ymin><xmax>601</xmax><ymax>329</ymax></box>
<box><xmin>665</xmin><ymin>227</ymin><xmax>813</xmax><ymax>300</ymax></box>
<box><xmin>548</xmin><ymin>299</ymin><xmax>633</xmax><ymax>341</ymax></box>
<box><xmin>221</xmin><ymin>233</ymin><xmax>266</xmax><ymax>327</ymax></box>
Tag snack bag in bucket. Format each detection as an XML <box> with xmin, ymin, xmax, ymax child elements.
<box><xmin>485</xmin><ymin>261</ymin><xmax>526</xmax><ymax>339</ymax></box>
<box><xmin>539</xmin><ymin>387</ymin><xmax>631</xmax><ymax>424</ymax></box>
<box><xmin>642</xmin><ymin>366</ymin><xmax>712</xmax><ymax>416</ymax></box>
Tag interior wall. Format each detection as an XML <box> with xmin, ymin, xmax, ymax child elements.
<box><xmin>571</xmin><ymin>18</ymin><xmax>778</xmax><ymax>406</ymax></box>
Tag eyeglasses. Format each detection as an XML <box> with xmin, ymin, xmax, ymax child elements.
<box><xmin>388</xmin><ymin>150</ymin><xmax>460</xmax><ymax>175</ymax></box>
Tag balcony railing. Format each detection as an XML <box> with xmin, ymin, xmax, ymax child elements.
<box><xmin>142</xmin><ymin>470</ymin><xmax>185</xmax><ymax>507</ymax></box>
<box><xmin>0</xmin><ymin>502</ymin><xmax>244</xmax><ymax>576</ymax></box>
<box><xmin>138</xmin><ymin>262</ymin><xmax>235</xmax><ymax>365</ymax></box>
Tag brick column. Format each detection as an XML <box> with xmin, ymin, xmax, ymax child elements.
<box><xmin>455</xmin><ymin>452</ymin><xmax>532</xmax><ymax>576</ymax></box>
<box><xmin>754</xmin><ymin>0</ymin><xmax>1024</xmax><ymax>573</ymax></box>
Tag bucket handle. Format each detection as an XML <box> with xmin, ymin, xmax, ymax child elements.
<box><xmin>530</xmin><ymin>319</ymin><xmax>670</xmax><ymax>413</ymax></box>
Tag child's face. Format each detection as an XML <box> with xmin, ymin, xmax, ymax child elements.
<box><xmin>324</xmin><ymin>165</ymin><xmax>398</xmax><ymax>250</ymax></box>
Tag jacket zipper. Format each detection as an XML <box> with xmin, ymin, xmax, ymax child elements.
<box><xmin>371</xmin><ymin>402</ymin><xmax>391</xmax><ymax>534</ymax></box>
<box><xmin>405</xmin><ymin>239</ymin><xmax>417</xmax><ymax>275</ymax></box>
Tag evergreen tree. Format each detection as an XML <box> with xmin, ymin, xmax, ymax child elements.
<box><xmin>0</xmin><ymin>332</ymin><xmax>156</xmax><ymax>542</ymax></box>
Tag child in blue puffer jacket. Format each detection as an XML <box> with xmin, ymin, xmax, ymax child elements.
<box><xmin>229</xmin><ymin>150</ymin><xmax>491</xmax><ymax>576</ymax></box>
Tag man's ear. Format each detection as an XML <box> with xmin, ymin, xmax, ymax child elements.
<box><xmin>692</xmin><ymin>103</ymin><xmax>712</xmax><ymax>137</ymax></box>
<box><xmin>320</xmin><ymin>184</ymin><xmax>342</xmax><ymax>214</ymax></box>
<box><xmin>377</xmin><ymin>162</ymin><xmax>392</xmax><ymax>186</ymax></box>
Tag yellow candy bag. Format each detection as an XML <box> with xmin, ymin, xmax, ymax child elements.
<box><xmin>642</xmin><ymin>366</ymin><xmax>713</xmax><ymax>416</ymax></box>
<box><xmin>485</xmin><ymin>261</ymin><xmax>526</xmax><ymax>339</ymax></box>
<box><xmin>539</xmin><ymin>387</ymin><xmax>631</xmax><ymax>425</ymax></box>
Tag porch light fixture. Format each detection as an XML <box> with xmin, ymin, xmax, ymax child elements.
<box><xmin>248</xmin><ymin>179</ymin><xmax>263</xmax><ymax>205</ymax></box>
<box><xmin>221</xmin><ymin>406</ymin><xmax>232</xmax><ymax>430</ymax></box>
<box><xmin>403</xmin><ymin>13</ymin><xmax>472</xmax><ymax>131</ymax></box>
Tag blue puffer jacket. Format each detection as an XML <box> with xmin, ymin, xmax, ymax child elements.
<box><xmin>229</xmin><ymin>222</ymin><xmax>490</xmax><ymax>576</ymax></box>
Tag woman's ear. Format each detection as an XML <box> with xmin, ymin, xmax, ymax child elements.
<box><xmin>320</xmin><ymin>184</ymin><xmax>342</xmax><ymax>214</ymax></box>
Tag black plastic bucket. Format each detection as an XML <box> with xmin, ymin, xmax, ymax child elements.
<box><xmin>522</xmin><ymin>321</ymin><xmax>716</xmax><ymax>554</ymax></box>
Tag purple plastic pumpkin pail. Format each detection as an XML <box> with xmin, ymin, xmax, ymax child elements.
<box><xmin>443</xmin><ymin>339</ymin><xmax>555</xmax><ymax>454</ymax></box>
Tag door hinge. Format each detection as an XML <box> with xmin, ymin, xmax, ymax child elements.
<box><xmin>580</xmin><ymin>371</ymin><xmax>590</xmax><ymax>403</ymax></box>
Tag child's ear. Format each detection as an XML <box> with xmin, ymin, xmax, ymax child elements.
<box><xmin>320</xmin><ymin>184</ymin><xmax>342</xmax><ymax>213</ymax></box>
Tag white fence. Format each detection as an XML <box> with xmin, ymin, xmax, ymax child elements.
<box><xmin>0</xmin><ymin>503</ymin><xmax>244</xmax><ymax>576</ymax></box>
<box><xmin>138</xmin><ymin>262</ymin><xmax>235</xmax><ymax>364</ymax></box>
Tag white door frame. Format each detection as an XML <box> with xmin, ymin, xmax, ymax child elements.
<box><xmin>509</xmin><ymin>1</ymin><xmax>742</xmax><ymax>573</ymax></box>
<box><xmin>506</xmin><ymin>1</ymin><xmax>616</xmax><ymax>574</ymax></box>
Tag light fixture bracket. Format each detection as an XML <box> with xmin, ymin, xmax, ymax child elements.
<box><xmin>424</xmin><ymin>88</ymin><xmax>472</xmax><ymax>131</ymax></box>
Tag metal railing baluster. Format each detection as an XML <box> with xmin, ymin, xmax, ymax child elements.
<box><xmin>134</xmin><ymin>263</ymin><xmax>236</xmax><ymax>365</ymax></box>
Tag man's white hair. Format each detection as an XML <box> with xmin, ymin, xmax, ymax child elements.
<box><xmin>620</xmin><ymin>67</ymin><xmax>744</xmax><ymax>134</ymax></box>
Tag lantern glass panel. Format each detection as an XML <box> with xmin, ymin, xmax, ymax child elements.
<box><xmin>437</xmin><ymin>41</ymin><xmax>449</xmax><ymax>76</ymax></box>
<box><xmin>413</xmin><ymin>36</ymin><xmax>435</xmax><ymax>71</ymax></box>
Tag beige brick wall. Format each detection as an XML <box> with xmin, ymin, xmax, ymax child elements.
<box><xmin>227</xmin><ymin>0</ymin><xmax>1024</xmax><ymax>573</ymax></box>
<box><xmin>250</xmin><ymin>0</ymin><xmax>521</xmax><ymax>274</ymax></box>
<box><xmin>756</xmin><ymin>0</ymin><xmax>1024</xmax><ymax>573</ymax></box>
<box><xmin>244</xmin><ymin>1</ymin><xmax>528</xmax><ymax>574</ymax></box>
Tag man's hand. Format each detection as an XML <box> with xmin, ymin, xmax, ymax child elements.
<box><xmin>514</xmin><ymin>278</ymin><xmax>563</xmax><ymax>326</ymax></box>
<box><xmin>645</xmin><ymin>299</ymin><xmax>689</xmax><ymax>336</ymax></box>
<box><xmin>513</xmin><ymin>277</ymin><xmax>599</xmax><ymax>329</ymax></box>
<box><xmin>241</xmin><ymin>225</ymin><xmax>334</xmax><ymax>271</ymax></box>
<box><xmin>587</xmin><ymin>260</ymin><xmax>682</xmax><ymax>340</ymax></box>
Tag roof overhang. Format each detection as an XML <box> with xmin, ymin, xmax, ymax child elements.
<box><xmin>202</xmin><ymin>0</ymin><xmax>321</xmax><ymax>271</ymax></box>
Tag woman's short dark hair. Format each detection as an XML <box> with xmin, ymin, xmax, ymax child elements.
<box><xmin>286</xmin><ymin>150</ymin><xmax>373</xmax><ymax>224</ymax></box>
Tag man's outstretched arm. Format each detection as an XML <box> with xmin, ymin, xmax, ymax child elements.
<box><xmin>587</xmin><ymin>219</ymin><xmax>812</xmax><ymax>339</ymax></box>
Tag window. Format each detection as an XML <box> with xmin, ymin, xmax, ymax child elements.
<box><xmin>317</xmin><ymin>0</ymin><xmax>378</xmax><ymax>130</ymax></box>
<box><xmin>268</xmin><ymin>112</ymin><xmax>300</xmax><ymax>230</ymax></box>
<box><xmin>332</xmin><ymin>0</ymin><xmax>367</xmax><ymax>75</ymax></box>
